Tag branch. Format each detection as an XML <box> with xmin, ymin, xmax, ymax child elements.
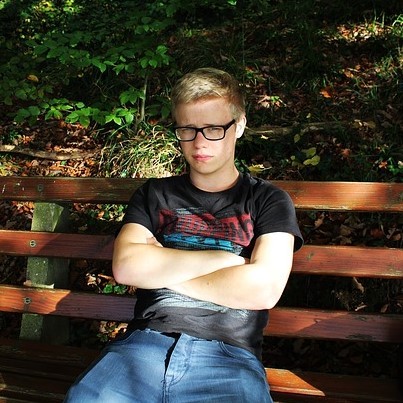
<box><xmin>245</xmin><ymin>120</ymin><xmax>376</xmax><ymax>138</ymax></box>
<box><xmin>0</xmin><ymin>145</ymin><xmax>95</xmax><ymax>160</ymax></box>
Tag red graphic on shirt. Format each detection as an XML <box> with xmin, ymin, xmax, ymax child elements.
<box><xmin>157</xmin><ymin>208</ymin><xmax>254</xmax><ymax>247</ymax></box>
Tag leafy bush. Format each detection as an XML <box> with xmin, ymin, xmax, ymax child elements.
<box><xmin>0</xmin><ymin>0</ymin><xmax>401</xmax><ymax>181</ymax></box>
<box><xmin>0</xmin><ymin>0</ymin><xmax>240</xmax><ymax>128</ymax></box>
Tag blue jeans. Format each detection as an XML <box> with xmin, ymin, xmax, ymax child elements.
<box><xmin>64</xmin><ymin>328</ymin><xmax>273</xmax><ymax>403</ymax></box>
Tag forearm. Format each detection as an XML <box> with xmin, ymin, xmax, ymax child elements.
<box><xmin>170</xmin><ymin>233</ymin><xmax>295</xmax><ymax>310</ymax></box>
<box><xmin>169</xmin><ymin>263</ymin><xmax>277</xmax><ymax>310</ymax></box>
<box><xmin>113</xmin><ymin>242</ymin><xmax>246</xmax><ymax>289</ymax></box>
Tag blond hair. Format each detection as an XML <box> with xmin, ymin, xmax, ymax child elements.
<box><xmin>171</xmin><ymin>68</ymin><xmax>245</xmax><ymax>121</ymax></box>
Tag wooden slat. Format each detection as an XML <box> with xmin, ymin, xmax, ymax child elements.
<box><xmin>267</xmin><ymin>368</ymin><xmax>402</xmax><ymax>402</ymax></box>
<box><xmin>0</xmin><ymin>338</ymin><xmax>402</xmax><ymax>403</ymax></box>
<box><xmin>275</xmin><ymin>181</ymin><xmax>403</xmax><ymax>212</ymax></box>
<box><xmin>1</xmin><ymin>177</ymin><xmax>402</xmax><ymax>211</ymax></box>
<box><xmin>0</xmin><ymin>230</ymin><xmax>114</xmax><ymax>260</ymax></box>
<box><xmin>1</xmin><ymin>285</ymin><xmax>402</xmax><ymax>343</ymax></box>
<box><xmin>265</xmin><ymin>307</ymin><xmax>403</xmax><ymax>343</ymax></box>
<box><xmin>0</xmin><ymin>338</ymin><xmax>97</xmax><ymax>403</ymax></box>
<box><xmin>0</xmin><ymin>285</ymin><xmax>135</xmax><ymax>322</ymax></box>
<box><xmin>1</xmin><ymin>230</ymin><xmax>402</xmax><ymax>278</ymax></box>
<box><xmin>0</xmin><ymin>177</ymin><xmax>146</xmax><ymax>205</ymax></box>
<box><xmin>293</xmin><ymin>244</ymin><xmax>403</xmax><ymax>278</ymax></box>
<box><xmin>0</xmin><ymin>372</ymin><xmax>67</xmax><ymax>402</ymax></box>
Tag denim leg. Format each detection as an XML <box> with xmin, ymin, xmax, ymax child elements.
<box><xmin>164</xmin><ymin>334</ymin><xmax>273</xmax><ymax>403</ymax></box>
<box><xmin>64</xmin><ymin>330</ymin><xmax>273</xmax><ymax>403</ymax></box>
<box><xmin>64</xmin><ymin>329</ymin><xmax>177</xmax><ymax>403</ymax></box>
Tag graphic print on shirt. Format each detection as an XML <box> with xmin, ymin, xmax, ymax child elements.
<box><xmin>157</xmin><ymin>207</ymin><xmax>254</xmax><ymax>255</ymax></box>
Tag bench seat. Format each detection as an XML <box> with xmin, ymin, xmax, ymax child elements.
<box><xmin>1</xmin><ymin>337</ymin><xmax>401</xmax><ymax>403</ymax></box>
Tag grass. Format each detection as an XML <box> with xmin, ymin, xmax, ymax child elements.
<box><xmin>100</xmin><ymin>123</ymin><xmax>184</xmax><ymax>178</ymax></box>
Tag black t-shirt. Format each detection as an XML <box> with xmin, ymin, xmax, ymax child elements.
<box><xmin>121</xmin><ymin>173</ymin><xmax>303</xmax><ymax>358</ymax></box>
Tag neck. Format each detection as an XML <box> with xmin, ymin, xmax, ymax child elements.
<box><xmin>189</xmin><ymin>167</ymin><xmax>240</xmax><ymax>192</ymax></box>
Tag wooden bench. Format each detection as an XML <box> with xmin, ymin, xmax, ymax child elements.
<box><xmin>0</xmin><ymin>177</ymin><xmax>402</xmax><ymax>402</ymax></box>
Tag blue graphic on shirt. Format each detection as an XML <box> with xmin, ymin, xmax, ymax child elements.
<box><xmin>163</xmin><ymin>233</ymin><xmax>242</xmax><ymax>254</ymax></box>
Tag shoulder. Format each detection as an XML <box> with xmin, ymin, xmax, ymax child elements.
<box><xmin>242</xmin><ymin>174</ymin><xmax>303</xmax><ymax>251</ymax></box>
<box><xmin>241</xmin><ymin>173</ymin><xmax>297</xmax><ymax>224</ymax></box>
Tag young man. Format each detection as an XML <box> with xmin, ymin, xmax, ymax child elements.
<box><xmin>64</xmin><ymin>68</ymin><xmax>303</xmax><ymax>402</ymax></box>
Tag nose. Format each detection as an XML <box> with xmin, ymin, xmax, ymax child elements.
<box><xmin>193</xmin><ymin>129</ymin><xmax>208</xmax><ymax>146</ymax></box>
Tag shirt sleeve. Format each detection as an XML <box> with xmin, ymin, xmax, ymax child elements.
<box><xmin>121</xmin><ymin>179</ymin><xmax>154</xmax><ymax>232</ymax></box>
<box><xmin>253</xmin><ymin>184</ymin><xmax>304</xmax><ymax>252</ymax></box>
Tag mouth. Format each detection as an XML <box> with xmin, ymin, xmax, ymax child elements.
<box><xmin>192</xmin><ymin>154</ymin><xmax>212</xmax><ymax>162</ymax></box>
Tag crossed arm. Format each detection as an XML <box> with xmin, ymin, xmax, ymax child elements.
<box><xmin>112</xmin><ymin>223</ymin><xmax>295</xmax><ymax>310</ymax></box>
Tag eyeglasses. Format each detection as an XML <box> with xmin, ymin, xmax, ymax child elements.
<box><xmin>173</xmin><ymin>119</ymin><xmax>236</xmax><ymax>142</ymax></box>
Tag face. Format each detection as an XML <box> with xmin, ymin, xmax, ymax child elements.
<box><xmin>174</xmin><ymin>97</ymin><xmax>246</xmax><ymax>189</ymax></box>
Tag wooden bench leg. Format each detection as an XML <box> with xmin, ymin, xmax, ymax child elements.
<box><xmin>20</xmin><ymin>202</ymin><xmax>71</xmax><ymax>345</ymax></box>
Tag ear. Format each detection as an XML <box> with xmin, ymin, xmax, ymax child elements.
<box><xmin>235</xmin><ymin>115</ymin><xmax>247</xmax><ymax>139</ymax></box>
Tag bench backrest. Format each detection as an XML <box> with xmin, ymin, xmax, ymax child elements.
<box><xmin>0</xmin><ymin>177</ymin><xmax>402</xmax><ymax>344</ymax></box>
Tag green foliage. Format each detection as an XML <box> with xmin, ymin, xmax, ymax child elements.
<box><xmin>0</xmin><ymin>126</ymin><xmax>21</xmax><ymax>144</ymax></box>
<box><xmin>1</xmin><ymin>0</ymin><xmax>401</xmax><ymax>183</ymax></box>
<box><xmin>0</xmin><ymin>0</ymin><xmax>241</xmax><ymax>129</ymax></box>
<box><xmin>291</xmin><ymin>147</ymin><xmax>321</xmax><ymax>168</ymax></box>
<box><xmin>102</xmin><ymin>284</ymin><xmax>127</xmax><ymax>295</ymax></box>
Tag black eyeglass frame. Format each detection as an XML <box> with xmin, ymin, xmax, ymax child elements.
<box><xmin>173</xmin><ymin>119</ymin><xmax>236</xmax><ymax>142</ymax></box>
